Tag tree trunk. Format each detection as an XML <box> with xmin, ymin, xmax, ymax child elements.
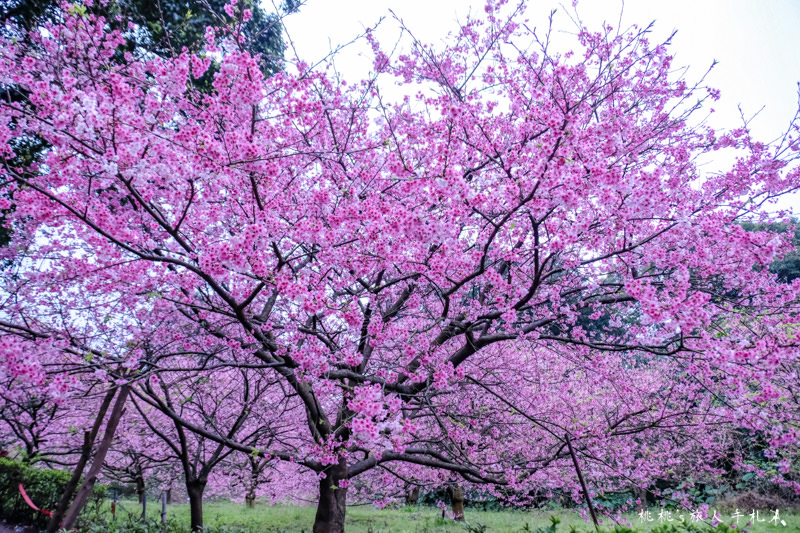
<box><xmin>404</xmin><ymin>485</ymin><xmax>420</xmax><ymax>506</ymax></box>
<box><xmin>450</xmin><ymin>485</ymin><xmax>465</xmax><ymax>521</ymax></box>
<box><xmin>186</xmin><ymin>478</ymin><xmax>207</xmax><ymax>532</ymax></box>
<box><xmin>245</xmin><ymin>458</ymin><xmax>257</xmax><ymax>508</ymax></box>
<box><xmin>634</xmin><ymin>485</ymin><xmax>648</xmax><ymax>511</ymax></box>
<box><xmin>160</xmin><ymin>490</ymin><xmax>167</xmax><ymax>525</ymax></box>
<box><xmin>46</xmin><ymin>388</ymin><xmax>117</xmax><ymax>533</ymax></box>
<box><xmin>61</xmin><ymin>386</ymin><xmax>129</xmax><ymax>530</ymax></box>
<box><xmin>136</xmin><ymin>472</ymin><xmax>145</xmax><ymax>503</ymax></box>
<box><xmin>312</xmin><ymin>460</ymin><xmax>348</xmax><ymax>533</ymax></box>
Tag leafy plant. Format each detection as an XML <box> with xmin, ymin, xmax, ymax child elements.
<box><xmin>520</xmin><ymin>515</ymin><xmax>561</xmax><ymax>532</ymax></box>
<box><xmin>0</xmin><ymin>458</ymin><xmax>106</xmax><ymax>529</ymax></box>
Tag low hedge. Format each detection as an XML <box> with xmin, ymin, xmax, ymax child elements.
<box><xmin>0</xmin><ymin>457</ymin><xmax>107</xmax><ymax>529</ymax></box>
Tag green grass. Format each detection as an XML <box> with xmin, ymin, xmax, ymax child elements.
<box><xmin>101</xmin><ymin>500</ymin><xmax>800</xmax><ymax>533</ymax></box>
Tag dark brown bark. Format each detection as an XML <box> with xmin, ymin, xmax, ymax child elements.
<box><xmin>449</xmin><ymin>485</ymin><xmax>465</xmax><ymax>521</ymax></box>
<box><xmin>187</xmin><ymin>478</ymin><xmax>207</xmax><ymax>532</ymax></box>
<box><xmin>136</xmin><ymin>472</ymin><xmax>145</xmax><ymax>503</ymax></box>
<box><xmin>633</xmin><ymin>485</ymin><xmax>648</xmax><ymax>511</ymax></box>
<box><xmin>46</xmin><ymin>387</ymin><xmax>117</xmax><ymax>533</ymax></box>
<box><xmin>62</xmin><ymin>385</ymin><xmax>130</xmax><ymax>530</ymax></box>
<box><xmin>566</xmin><ymin>433</ymin><xmax>600</xmax><ymax>533</ymax></box>
<box><xmin>245</xmin><ymin>456</ymin><xmax>258</xmax><ymax>508</ymax></box>
<box><xmin>312</xmin><ymin>459</ymin><xmax>348</xmax><ymax>533</ymax></box>
<box><xmin>404</xmin><ymin>485</ymin><xmax>420</xmax><ymax>506</ymax></box>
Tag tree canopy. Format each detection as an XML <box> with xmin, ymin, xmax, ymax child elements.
<box><xmin>0</xmin><ymin>2</ymin><xmax>799</xmax><ymax>532</ymax></box>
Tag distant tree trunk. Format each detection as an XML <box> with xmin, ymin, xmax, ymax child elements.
<box><xmin>61</xmin><ymin>385</ymin><xmax>130</xmax><ymax>530</ymax></box>
<box><xmin>136</xmin><ymin>470</ymin><xmax>146</xmax><ymax>503</ymax></box>
<box><xmin>245</xmin><ymin>490</ymin><xmax>255</xmax><ymax>508</ymax></box>
<box><xmin>22</xmin><ymin>441</ymin><xmax>37</xmax><ymax>464</ymax></box>
<box><xmin>634</xmin><ymin>485</ymin><xmax>648</xmax><ymax>511</ymax></box>
<box><xmin>186</xmin><ymin>478</ymin><xmax>207</xmax><ymax>532</ymax></box>
<box><xmin>46</xmin><ymin>388</ymin><xmax>117</xmax><ymax>533</ymax></box>
<box><xmin>245</xmin><ymin>456</ymin><xmax>259</xmax><ymax>508</ymax></box>
<box><xmin>449</xmin><ymin>484</ymin><xmax>465</xmax><ymax>521</ymax></box>
<box><xmin>165</xmin><ymin>487</ymin><xmax>172</xmax><ymax>504</ymax></box>
<box><xmin>404</xmin><ymin>485</ymin><xmax>420</xmax><ymax>506</ymax></box>
<box><xmin>312</xmin><ymin>458</ymin><xmax>348</xmax><ymax>533</ymax></box>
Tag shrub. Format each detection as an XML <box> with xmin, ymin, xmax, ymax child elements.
<box><xmin>0</xmin><ymin>458</ymin><xmax>106</xmax><ymax>529</ymax></box>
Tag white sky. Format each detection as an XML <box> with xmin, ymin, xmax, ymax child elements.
<box><xmin>283</xmin><ymin>0</ymin><xmax>800</xmax><ymax>212</ymax></box>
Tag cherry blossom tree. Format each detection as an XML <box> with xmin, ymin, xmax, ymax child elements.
<box><xmin>130</xmin><ymin>359</ymin><xmax>303</xmax><ymax>529</ymax></box>
<box><xmin>0</xmin><ymin>356</ymin><xmax>73</xmax><ymax>463</ymax></box>
<box><xmin>1</xmin><ymin>1</ymin><xmax>800</xmax><ymax>532</ymax></box>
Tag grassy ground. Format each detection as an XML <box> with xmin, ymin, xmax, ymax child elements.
<box><xmin>104</xmin><ymin>500</ymin><xmax>800</xmax><ymax>533</ymax></box>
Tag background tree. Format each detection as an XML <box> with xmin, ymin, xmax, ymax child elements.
<box><xmin>1</xmin><ymin>0</ymin><xmax>295</xmax><ymax>70</ymax></box>
<box><xmin>130</xmin><ymin>359</ymin><xmax>297</xmax><ymax>531</ymax></box>
<box><xmin>742</xmin><ymin>219</ymin><xmax>800</xmax><ymax>283</ymax></box>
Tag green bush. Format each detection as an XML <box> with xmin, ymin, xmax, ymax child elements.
<box><xmin>0</xmin><ymin>458</ymin><xmax>106</xmax><ymax>529</ymax></box>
